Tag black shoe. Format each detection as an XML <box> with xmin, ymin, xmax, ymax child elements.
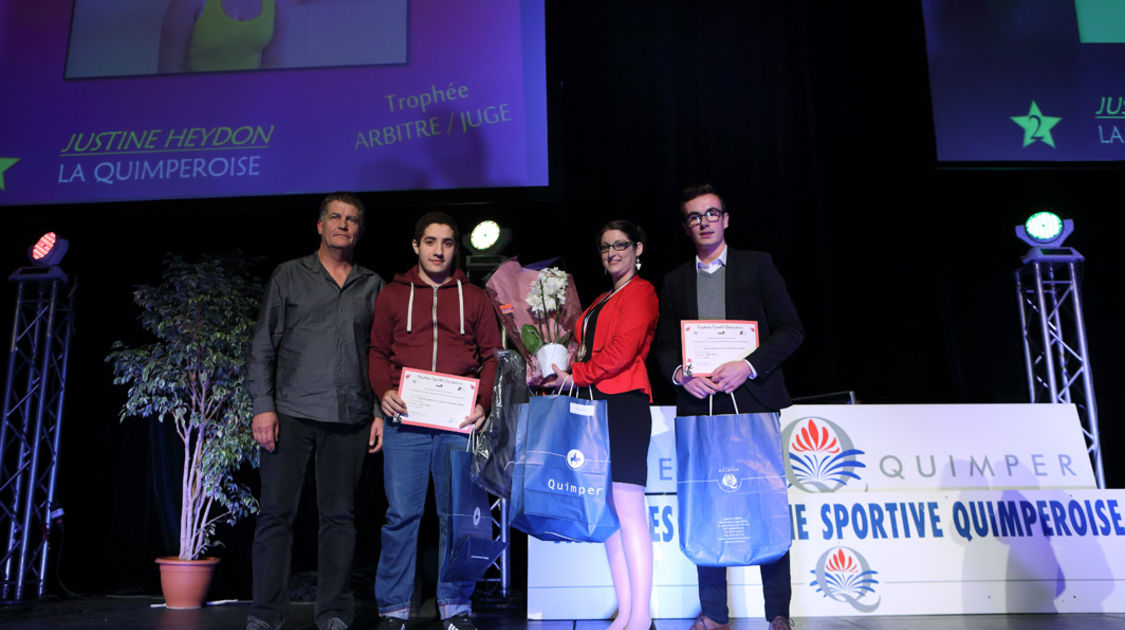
<box><xmin>377</xmin><ymin>616</ymin><xmax>407</xmax><ymax>630</ymax></box>
<box><xmin>246</xmin><ymin>616</ymin><xmax>279</xmax><ymax>630</ymax></box>
<box><xmin>442</xmin><ymin>614</ymin><xmax>478</xmax><ymax>630</ymax></box>
<box><xmin>318</xmin><ymin>617</ymin><xmax>349</xmax><ymax>630</ymax></box>
<box><xmin>768</xmin><ymin>616</ymin><xmax>794</xmax><ymax>630</ymax></box>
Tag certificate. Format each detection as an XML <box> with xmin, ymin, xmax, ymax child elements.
<box><xmin>681</xmin><ymin>320</ymin><xmax>759</xmax><ymax>378</ymax></box>
<box><xmin>397</xmin><ymin>368</ymin><xmax>480</xmax><ymax>433</ymax></box>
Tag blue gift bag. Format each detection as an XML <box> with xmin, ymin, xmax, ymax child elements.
<box><xmin>675</xmin><ymin>405</ymin><xmax>791</xmax><ymax>566</ymax></box>
<box><xmin>509</xmin><ymin>394</ymin><xmax>619</xmax><ymax>542</ymax></box>
<box><xmin>444</xmin><ymin>450</ymin><xmax>507</xmax><ymax>583</ymax></box>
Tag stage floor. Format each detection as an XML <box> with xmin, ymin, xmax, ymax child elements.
<box><xmin>0</xmin><ymin>598</ymin><xmax>1124</xmax><ymax>630</ymax></box>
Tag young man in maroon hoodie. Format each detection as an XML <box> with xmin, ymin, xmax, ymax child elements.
<box><xmin>368</xmin><ymin>211</ymin><xmax>501</xmax><ymax>630</ymax></box>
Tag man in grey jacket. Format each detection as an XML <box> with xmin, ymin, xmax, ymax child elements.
<box><xmin>245</xmin><ymin>192</ymin><xmax>385</xmax><ymax>630</ymax></box>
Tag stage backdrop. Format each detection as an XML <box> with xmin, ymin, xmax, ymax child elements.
<box><xmin>527</xmin><ymin>404</ymin><xmax>1125</xmax><ymax>619</ymax></box>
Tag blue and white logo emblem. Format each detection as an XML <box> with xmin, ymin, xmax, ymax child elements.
<box><xmin>784</xmin><ymin>416</ymin><xmax>866</xmax><ymax>492</ymax></box>
<box><xmin>720</xmin><ymin>473</ymin><xmax>740</xmax><ymax>491</ymax></box>
<box><xmin>566</xmin><ymin>449</ymin><xmax>586</xmax><ymax>470</ymax></box>
<box><xmin>809</xmin><ymin>546</ymin><xmax>881</xmax><ymax>612</ymax></box>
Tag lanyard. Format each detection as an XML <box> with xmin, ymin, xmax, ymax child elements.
<box><xmin>577</xmin><ymin>275</ymin><xmax>633</xmax><ymax>361</ymax></box>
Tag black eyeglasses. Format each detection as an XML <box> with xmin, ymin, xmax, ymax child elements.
<box><xmin>684</xmin><ymin>208</ymin><xmax>725</xmax><ymax>228</ymax></box>
<box><xmin>598</xmin><ymin>240</ymin><xmax>635</xmax><ymax>253</ymax></box>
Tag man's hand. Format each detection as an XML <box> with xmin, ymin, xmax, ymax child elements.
<box><xmin>252</xmin><ymin>411</ymin><xmax>280</xmax><ymax>452</ymax></box>
<box><xmin>681</xmin><ymin>372</ymin><xmax>721</xmax><ymax>399</ymax></box>
<box><xmin>380</xmin><ymin>389</ymin><xmax>407</xmax><ymax>419</ymax></box>
<box><xmin>711</xmin><ymin>360</ymin><xmax>753</xmax><ymax>394</ymax></box>
<box><xmin>368</xmin><ymin>417</ymin><xmax>384</xmax><ymax>453</ymax></box>
<box><xmin>459</xmin><ymin>404</ymin><xmax>488</xmax><ymax>431</ymax></box>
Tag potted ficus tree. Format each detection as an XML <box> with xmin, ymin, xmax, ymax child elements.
<box><xmin>106</xmin><ymin>253</ymin><xmax>261</xmax><ymax>609</ymax></box>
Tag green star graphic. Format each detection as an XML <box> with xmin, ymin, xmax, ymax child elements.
<box><xmin>1010</xmin><ymin>101</ymin><xmax>1061</xmax><ymax>148</ymax></box>
<box><xmin>0</xmin><ymin>156</ymin><xmax>19</xmax><ymax>192</ymax></box>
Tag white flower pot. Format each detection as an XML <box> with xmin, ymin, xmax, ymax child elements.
<box><xmin>535</xmin><ymin>343</ymin><xmax>570</xmax><ymax>378</ymax></box>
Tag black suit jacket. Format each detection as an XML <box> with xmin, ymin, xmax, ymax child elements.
<box><xmin>654</xmin><ymin>248</ymin><xmax>803</xmax><ymax>415</ymax></box>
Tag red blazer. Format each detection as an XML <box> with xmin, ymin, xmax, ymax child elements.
<box><xmin>572</xmin><ymin>277</ymin><xmax>659</xmax><ymax>399</ymax></box>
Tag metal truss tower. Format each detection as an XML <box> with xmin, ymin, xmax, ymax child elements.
<box><xmin>1015</xmin><ymin>251</ymin><xmax>1103</xmax><ymax>488</ymax></box>
<box><xmin>479</xmin><ymin>496</ymin><xmax>510</xmax><ymax>597</ymax></box>
<box><xmin>0</xmin><ymin>266</ymin><xmax>76</xmax><ymax>599</ymax></box>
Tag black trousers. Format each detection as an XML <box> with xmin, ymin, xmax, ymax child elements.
<box><xmin>250</xmin><ymin>415</ymin><xmax>369</xmax><ymax>628</ymax></box>
<box><xmin>698</xmin><ymin>551</ymin><xmax>791</xmax><ymax>623</ymax></box>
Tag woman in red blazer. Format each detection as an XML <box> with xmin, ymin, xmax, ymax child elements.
<box><xmin>547</xmin><ymin>219</ymin><xmax>659</xmax><ymax>630</ymax></box>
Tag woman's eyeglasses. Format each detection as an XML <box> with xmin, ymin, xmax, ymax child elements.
<box><xmin>598</xmin><ymin>240</ymin><xmax>635</xmax><ymax>253</ymax></box>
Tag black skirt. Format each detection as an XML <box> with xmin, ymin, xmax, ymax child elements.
<box><xmin>590</xmin><ymin>386</ymin><xmax>652</xmax><ymax>486</ymax></box>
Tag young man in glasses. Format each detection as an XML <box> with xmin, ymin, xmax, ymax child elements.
<box><xmin>653</xmin><ymin>183</ymin><xmax>804</xmax><ymax>630</ymax></box>
<box><xmin>368</xmin><ymin>211</ymin><xmax>502</xmax><ymax>630</ymax></box>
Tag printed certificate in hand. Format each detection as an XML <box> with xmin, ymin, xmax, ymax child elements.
<box><xmin>681</xmin><ymin>320</ymin><xmax>759</xmax><ymax>378</ymax></box>
<box><xmin>397</xmin><ymin>368</ymin><xmax>480</xmax><ymax>434</ymax></box>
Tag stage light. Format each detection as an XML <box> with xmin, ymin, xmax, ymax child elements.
<box><xmin>470</xmin><ymin>220</ymin><xmax>501</xmax><ymax>251</ymax></box>
<box><xmin>1015</xmin><ymin>212</ymin><xmax>1078</xmax><ymax>262</ymax></box>
<box><xmin>463</xmin><ymin>219</ymin><xmax>511</xmax><ymax>256</ymax></box>
<box><xmin>1020</xmin><ymin>211</ymin><xmax>1070</xmax><ymax>246</ymax></box>
<box><xmin>463</xmin><ymin>219</ymin><xmax>512</xmax><ymax>283</ymax></box>
<box><xmin>28</xmin><ymin>232</ymin><xmax>69</xmax><ymax>267</ymax></box>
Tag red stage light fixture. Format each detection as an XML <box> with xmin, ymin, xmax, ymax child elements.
<box><xmin>28</xmin><ymin>232</ymin><xmax>69</xmax><ymax>267</ymax></box>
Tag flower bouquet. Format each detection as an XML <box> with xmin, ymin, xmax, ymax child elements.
<box><xmin>522</xmin><ymin>267</ymin><xmax>572</xmax><ymax>378</ymax></box>
<box><xmin>484</xmin><ymin>259</ymin><xmax>582</xmax><ymax>382</ymax></box>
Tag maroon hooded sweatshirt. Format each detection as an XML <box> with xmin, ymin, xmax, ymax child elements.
<box><xmin>369</xmin><ymin>266</ymin><xmax>501</xmax><ymax>412</ymax></box>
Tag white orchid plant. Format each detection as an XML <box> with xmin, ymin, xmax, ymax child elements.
<box><xmin>521</xmin><ymin>267</ymin><xmax>571</xmax><ymax>354</ymax></box>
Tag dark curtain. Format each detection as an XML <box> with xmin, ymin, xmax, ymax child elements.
<box><xmin>545</xmin><ymin>2</ymin><xmax>952</xmax><ymax>406</ymax></box>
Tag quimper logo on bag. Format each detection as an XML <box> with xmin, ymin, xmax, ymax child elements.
<box><xmin>567</xmin><ymin>449</ymin><xmax>586</xmax><ymax>470</ymax></box>
<box><xmin>717</xmin><ymin>467</ymin><xmax>742</xmax><ymax>492</ymax></box>
<box><xmin>784</xmin><ymin>416</ymin><xmax>866</xmax><ymax>492</ymax></box>
<box><xmin>809</xmin><ymin>546</ymin><xmax>881</xmax><ymax>612</ymax></box>
<box><xmin>546</xmin><ymin>448</ymin><xmax>605</xmax><ymax>497</ymax></box>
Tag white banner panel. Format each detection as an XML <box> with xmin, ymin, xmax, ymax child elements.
<box><xmin>528</xmin><ymin>489</ymin><xmax>1125</xmax><ymax>618</ymax></box>
<box><xmin>644</xmin><ymin>404</ymin><xmax>1095</xmax><ymax>498</ymax></box>
<box><xmin>527</xmin><ymin>404</ymin><xmax>1113</xmax><ymax>619</ymax></box>
<box><xmin>780</xmin><ymin>404</ymin><xmax>1095</xmax><ymax>492</ymax></box>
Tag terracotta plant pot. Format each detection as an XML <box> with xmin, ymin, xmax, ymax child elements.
<box><xmin>155</xmin><ymin>556</ymin><xmax>219</xmax><ymax>609</ymax></box>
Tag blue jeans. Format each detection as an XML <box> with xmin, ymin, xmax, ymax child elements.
<box><xmin>376</xmin><ymin>422</ymin><xmax>475</xmax><ymax>619</ymax></box>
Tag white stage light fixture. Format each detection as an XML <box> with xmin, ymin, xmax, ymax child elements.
<box><xmin>1015</xmin><ymin>212</ymin><xmax>1078</xmax><ymax>262</ymax></box>
<box><xmin>463</xmin><ymin>219</ymin><xmax>512</xmax><ymax>283</ymax></box>
<box><xmin>471</xmin><ymin>220</ymin><xmax>501</xmax><ymax>251</ymax></box>
<box><xmin>463</xmin><ymin>219</ymin><xmax>511</xmax><ymax>256</ymax></box>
